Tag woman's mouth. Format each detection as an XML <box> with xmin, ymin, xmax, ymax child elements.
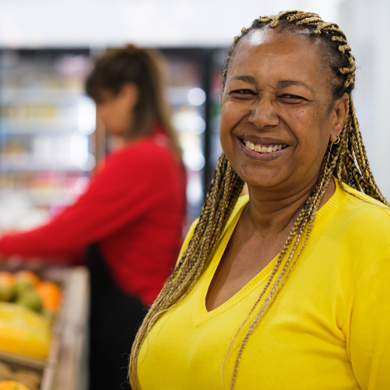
<box><xmin>241</xmin><ymin>139</ymin><xmax>288</xmax><ymax>154</ymax></box>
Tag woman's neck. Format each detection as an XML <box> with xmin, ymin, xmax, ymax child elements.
<box><xmin>245</xmin><ymin>177</ymin><xmax>335</xmax><ymax>236</ymax></box>
<box><xmin>108</xmin><ymin>135</ymin><xmax>130</xmax><ymax>151</ymax></box>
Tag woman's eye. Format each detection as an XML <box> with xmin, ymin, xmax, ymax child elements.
<box><xmin>230</xmin><ymin>89</ymin><xmax>255</xmax><ymax>97</ymax></box>
<box><xmin>279</xmin><ymin>94</ymin><xmax>306</xmax><ymax>103</ymax></box>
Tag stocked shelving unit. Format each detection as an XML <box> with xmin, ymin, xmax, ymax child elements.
<box><xmin>0</xmin><ymin>46</ymin><xmax>227</xmax><ymax>229</ymax></box>
<box><xmin>0</xmin><ymin>48</ymin><xmax>95</xmax><ymax>231</ymax></box>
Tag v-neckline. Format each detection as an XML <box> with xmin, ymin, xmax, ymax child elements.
<box><xmin>194</xmin><ymin>197</ymin><xmax>278</xmax><ymax>326</ymax></box>
<box><xmin>193</xmin><ymin>181</ymin><xmax>342</xmax><ymax>327</ymax></box>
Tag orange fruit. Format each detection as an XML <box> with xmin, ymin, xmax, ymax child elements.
<box><xmin>35</xmin><ymin>281</ymin><xmax>61</xmax><ymax>313</ymax></box>
<box><xmin>14</xmin><ymin>271</ymin><xmax>40</xmax><ymax>287</ymax></box>
<box><xmin>0</xmin><ymin>381</ymin><xmax>31</xmax><ymax>390</ymax></box>
<box><xmin>0</xmin><ymin>272</ymin><xmax>14</xmax><ymax>287</ymax></box>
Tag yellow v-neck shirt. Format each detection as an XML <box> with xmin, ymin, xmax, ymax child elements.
<box><xmin>138</xmin><ymin>181</ymin><xmax>390</xmax><ymax>390</ymax></box>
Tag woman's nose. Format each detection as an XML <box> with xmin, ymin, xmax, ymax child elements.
<box><xmin>248</xmin><ymin>98</ymin><xmax>279</xmax><ymax>129</ymax></box>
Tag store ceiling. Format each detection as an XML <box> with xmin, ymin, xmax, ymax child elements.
<box><xmin>0</xmin><ymin>0</ymin><xmax>343</xmax><ymax>48</ymax></box>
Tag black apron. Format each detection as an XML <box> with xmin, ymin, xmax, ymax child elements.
<box><xmin>87</xmin><ymin>244</ymin><xmax>147</xmax><ymax>390</ymax></box>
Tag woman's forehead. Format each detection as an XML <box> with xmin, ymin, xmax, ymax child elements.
<box><xmin>230</xmin><ymin>29</ymin><xmax>323</xmax><ymax>73</ymax></box>
<box><xmin>239</xmin><ymin>26</ymin><xmax>316</xmax><ymax>51</ymax></box>
<box><xmin>242</xmin><ymin>23</ymin><xmax>313</xmax><ymax>43</ymax></box>
<box><xmin>226</xmin><ymin>29</ymin><xmax>330</xmax><ymax>95</ymax></box>
<box><xmin>92</xmin><ymin>87</ymin><xmax>117</xmax><ymax>104</ymax></box>
<box><xmin>243</xmin><ymin>27</ymin><xmax>275</xmax><ymax>46</ymax></box>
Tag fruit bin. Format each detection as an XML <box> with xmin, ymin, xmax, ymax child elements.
<box><xmin>0</xmin><ymin>265</ymin><xmax>89</xmax><ymax>390</ymax></box>
<box><xmin>0</xmin><ymin>351</ymin><xmax>49</xmax><ymax>390</ymax></box>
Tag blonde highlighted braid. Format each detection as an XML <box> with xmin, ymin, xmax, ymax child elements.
<box><xmin>129</xmin><ymin>10</ymin><xmax>388</xmax><ymax>390</ymax></box>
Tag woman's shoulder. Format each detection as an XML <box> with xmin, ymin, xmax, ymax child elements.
<box><xmin>328</xmin><ymin>183</ymin><xmax>390</xmax><ymax>260</ymax></box>
<box><xmin>338</xmin><ymin>182</ymin><xmax>390</xmax><ymax>224</ymax></box>
<box><xmin>341</xmin><ymin>182</ymin><xmax>389</xmax><ymax>207</ymax></box>
<box><xmin>112</xmin><ymin>135</ymin><xmax>173</xmax><ymax>159</ymax></box>
<box><xmin>103</xmin><ymin>135</ymin><xmax>178</xmax><ymax>175</ymax></box>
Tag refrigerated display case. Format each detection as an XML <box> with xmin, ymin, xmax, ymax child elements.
<box><xmin>0</xmin><ymin>48</ymin><xmax>95</xmax><ymax>232</ymax></box>
<box><xmin>161</xmin><ymin>47</ymin><xmax>226</xmax><ymax>224</ymax></box>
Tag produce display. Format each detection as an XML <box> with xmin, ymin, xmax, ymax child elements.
<box><xmin>0</xmin><ymin>303</ymin><xmax>51</xmax><ymax>359</ymax></box>
<box><xmin>0</xmin><ymin>265</ymin><xmax>88</xmax><ymax>390</ymax></box>
<box><xmin>0</xmin><ymin>361</ymin><xmax>41</xmax><ymax>390</ymax></box>
<box><xmin>0</xmin><ymin>372</ymin><xmax>41</xmax><ymax>390</ymax></box>
<box><xmin>0</xmin><ymin>271</ymin><xmax>61</xmax><ymax>319</ymax></box>
<box><xmin>0</xmin><ymin>380</ymin><xmax>32</xmax><ymax>390</ymax></box>
<box><xmin>0</xmin><ymin>270</ymin><xmax>62</xmax><ymax>359</ymax></box>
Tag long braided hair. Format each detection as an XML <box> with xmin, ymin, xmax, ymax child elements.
<box><xmin>129</xmin><ymin>11</ymin><xmax>388</xmax><ymax>390</ymax></box>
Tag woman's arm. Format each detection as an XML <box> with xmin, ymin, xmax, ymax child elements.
<box><xmin>0</xmin><ymin>141</ymin><xmax>182</xmax><ymax>258</ymax></box>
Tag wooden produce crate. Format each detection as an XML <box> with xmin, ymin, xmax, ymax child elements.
<box><xmin>0</xmin><ymin>266</ymin><xmax>89</xmax><ymax>390</ymax></box>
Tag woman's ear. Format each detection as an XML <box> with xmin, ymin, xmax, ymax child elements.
<box><xmin>329</xmin><ymin>93</ymin><xmax>349</xmax><ymax>143</ymax></box>
<box><xmin>120</xmin><ymin>83</ymin><xmax>139</xmax><ymax>110</ymax></box>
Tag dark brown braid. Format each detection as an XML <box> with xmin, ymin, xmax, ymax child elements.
<box><xmin>129</xmin><ymin>11</ymin><xmax>388</xmax><ymax>390</ymax></box>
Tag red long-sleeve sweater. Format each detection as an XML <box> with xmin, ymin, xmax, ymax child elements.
<box><xmin>0</xmin><ymin>129</ymin><xmax>186</xmax><ymax>305</ymax></box>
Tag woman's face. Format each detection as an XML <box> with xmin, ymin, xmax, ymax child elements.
<box><xmin>95</xmin><ymin>83</ymin><xmax>138</xmax><ymax>137</ymax></box>
<box><xmin>220</xmin><ymin>27</ymin><xmax>347</xmax><ymax>196</ymax></box>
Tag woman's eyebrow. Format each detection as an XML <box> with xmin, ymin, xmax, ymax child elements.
<box><xmin>277</xmin><ymin>79</ymin><xmax>315</xmax><ymax>93</ymax></box>
<box><xmin>231</xmin><ymin>75</ymin><xmax>256</xmax><ymax>84</ymax></box>
<box><xmin>230</xmin><ymin>76</ymin><xmax>315</xmax><ymax>94</ymax></box>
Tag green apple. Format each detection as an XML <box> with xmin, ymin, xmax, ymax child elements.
<box><xmin>16</xmin><ymin>290</ymin><xmax>42</xmax><ymax>312</ymax></box>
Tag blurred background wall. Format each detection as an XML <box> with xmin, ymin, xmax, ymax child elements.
<box><xmin>0</xmin><ymin>0</ymin><xmax>389</xmax><ymax>230</ymax></box>
<box><xmin>0</xmin><ymin>0</ymin><xmax>341</xmax><ymax>47</ymax></box>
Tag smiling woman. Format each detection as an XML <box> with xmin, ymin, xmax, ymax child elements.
<box><xmin>220</xmin><ymin>29</ymin><xmax>347</xmax><ymax>192</ymax></box>
<box><xmin>129</xmin><ymin>11</ymin><xmax>390</xmax><ymax>390</ymax></box>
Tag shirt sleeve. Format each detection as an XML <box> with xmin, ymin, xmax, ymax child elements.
<box><xmin>348</xmin><ymin>246</ymin><xmax>390</xmax><ymax>389</ymax></box>
<box><xmin>0</xmin><ymin>142</ymin><xmax>180</xmax><ymax>258</ymax></box>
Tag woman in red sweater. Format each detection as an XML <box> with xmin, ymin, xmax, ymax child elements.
<box><xmin>0</xmin><ymin>46</ymin><xmax>186</xmax><ymax>390</ymax></box>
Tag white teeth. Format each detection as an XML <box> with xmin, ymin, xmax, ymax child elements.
<box><xmin>244</xmin><ymin>140</ymin><xmax>284</xmax><ymax>154</ymax></box>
